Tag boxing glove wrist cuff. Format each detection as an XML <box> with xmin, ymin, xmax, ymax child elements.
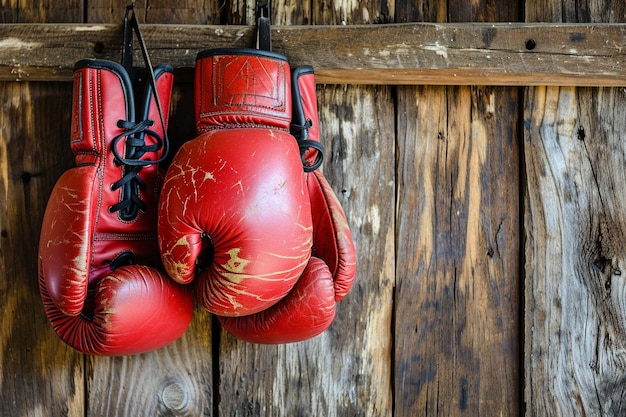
<box><xmin>290</xmin><ymin>66</ymin><xmax>324</xmax><ymax>172</ymax></box>
<box><xmin>195</xmin><ymin>48</ymin><xmax>292</xmax><ymax>132</ymax></box>
<box><xmin>196</xmin><ymin>47</ymin><xmax>288</xmax><ymax>62</ymax></box>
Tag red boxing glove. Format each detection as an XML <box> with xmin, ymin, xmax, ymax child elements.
<box><xmin>38</xmin><ymin>59</ymin><xmax>194</xmax><ymax>355</ymax></box>
<box><xmin>219</xmin><ymin>66</ymin><xmax>357</xmax><ymax>343</ymax></box>
<box><xmin>158</xmin><ymin>49</ymin><xmax>312</xmax><ymax>317</ymax></box>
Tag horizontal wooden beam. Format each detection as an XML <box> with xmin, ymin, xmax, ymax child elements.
<box><xmin>1</xmin><ymin>23</ymin><xmax>625</xmax><ymax>85</ymax></box>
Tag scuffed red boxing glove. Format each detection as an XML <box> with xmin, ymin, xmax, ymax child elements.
<box><xmin>38</xmin><ymin>59</ymin><xmax>194</xmax><ymax>356</ymax></box>
<box><xmin>218</xmin><ymin>66</ymin><xmax>357</xmax><ymax>343</ymax></box>
<box><xmin>158</xmin><ymin>49</ymin><xmax>312</xmax><ymax>317</ymax></box>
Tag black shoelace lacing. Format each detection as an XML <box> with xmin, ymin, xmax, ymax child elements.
<box><xmin>106</xmin><ymin>4</ymin><xmax>170</xmax><ymax>222</ymax></box>
<box><xmin>109</xmin><ymin>119</ymin><xmax>166</xmax><ymax>221</ymax></box>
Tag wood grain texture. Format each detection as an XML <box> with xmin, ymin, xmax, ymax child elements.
<box><xmin>0</xmin><ymin>81</ymin><xmax>84</xmax><ymax>417</ymax></box>
<box><xmin>311</xmin><ymin>0</ymin><xmax>393</xmax><ymax>24</ymax></box>
<box><xmin>0</xmin><ymin>0</ymin><xmax>82</xmax><ymax>23</ymax></box>
<box><xmin>524</xmin><ymin>0</ymin><xmax>626</xmax><ymax>416</ymax></box>
<box><xmin>83</xmin><ymin>4</ymin><xmax>215</xmax><ymax>417</ymax></box>
<box><xmin>0</xmin><ymin>5</ymin><xmax>84</xmax><ymax>417</ymax></box>
<box><xmin>217</xmin><ymin>82</ymin><xmax>395</xmax><ymax>417</ymax></box>
<box><xmin>524</xmin><ymin>86</ymin><xmax>626</xmax><ymax>416</ymax></box>
<box><xmin>1</xmin><ymin>23</ymin><xmax>626</xmax><ymax>85</ymax></box>
<box><xmin>394</xmin><ymin>1</ymin><xmax>522</xmax><ymax>416</ymax></box>
<box><xmin>526</xmin><ymin>0</ymin><xmax>625</xmax><ymax>23</ymax></box>
<box><xmin>87</xmin><ymin>0</ymin><xmax>222</xmax><ymax>24</ymax></box>
<box><xmin>214</xmin><ymin>3</ymin><xmax>394</xmax><ymax>416</ymax></box>
<box><xmin>396</xmin><ymin>0</ymin><xmax>446</xmax><ymax>23</ymax></box>
<box><xmin>395</xmin><ymin>84</ymin><xmax>522</xmax><ymax>417</ymax></box>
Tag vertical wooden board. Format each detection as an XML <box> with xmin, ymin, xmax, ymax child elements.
<box><xmin>318</xmin><ymin>85</ymin><xmax>394</xmax><ymax>416</ymax></box>
<box><xmin>87</xmin><ymin>0</ymin><xmax>222</xmax><ymax>24</ymax></box>
<box><xmin>394</xmin><ymin>85</ymin><xmax>447</xmax><ymax>416</ymax></box>
<box><xmin>87</xmin><ymin>0</ymin><xmax>146</xmax><ymax>23</ymax></box>
<box><xmin>396</xmin><ymin>0</ymin><xmax>446</xmax><ymax>22</ymax></box>
<box><xmin>83</xmin><ymin>4</ymin><xmax>216</xmax><ymax>417</ymax></box>
<box><xmin>0</xmin><ymin>81</ymin><xmax>84</xmax><ymax>417</ymax></box>
<box><xmin>394</xmin><ymin>1</ymin><xmax>522</xmax><ymax>416</ymax></box>
<box><xmin>0</xmin><ymin>0</ymin><xmax>83</xmax><ymax>22</ymax></box>
<box><xmin>215</xmin><ymin>2</ymin><xmax>394</xmax><ymax>416</ymax></box>
<box><xmin>524</xmin><ymin>86</ymin><xmax>626</xmax><ymax>416</ymax></box>
<box><xmin>224</xmin><ymin>0</ymin><xmax>255</xmax><ymax>25</ymax></box>
<box><xmin>312</xmin><ymin>0</ymin><xmax>393</xmax><ymax>24</ymax></box>
<box><xmin>447</xmin><ymin>0</ymin><xmax>520</xmax><ymax>22</ymax></box>
<box><xmin>217</xmin><ymin>82</ymin><xmax>395</xmax><ymax>417</ymax></box>
<box><xmin>0</xmin><ymin>4</ymin><xmax>85</xmax><ymax>417</ymax></box>
<box><xmin>395</xmin><ymin>85</ymin><xmax>521</xmax><ymax>417</ymax></box>
<box><xmin>144</xmin><ymin>0</ymin><xmax>223</xmax><ymax>24</ymax></box>
<box><xmin>272</xmin><ymin>0</ymin><xmax>312</xmax><ymax>25</ymax></box>
<box><xmin>86</xmin><ymin>309</ymin><xmax>214</xmax><ymax>416</ymax></box>
<box><xmin>525</xmin><ymin>0</ymin><xmax>625</xmax><ymax>23</ymax></box>
<box><xmin>225</xmin><ymin>0</ymin><xmax>314</xmax><ymax>26</ymax></box>
<box><xmin>524</xmin><ymin>1</ymin><xmax>626</xmax><ymax>416</ymax></box>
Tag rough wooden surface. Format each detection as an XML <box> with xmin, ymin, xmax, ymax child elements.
<box><xmin>216</xmin><ymin>3</ymin><xmax>395</xmax><ymax>416</ymax></box>
<box><xmin>1</xmin><ymin>22</ymin><xmax>626</xmax><ymax>85</ymax></box>
<box><xmin>0</xmin><ymin>80</ymin><xmax>84</xmax><ymax>417</ymax></box>
<box><xmin>394</xmin><ymin>2</ymin><xmax>522</xmax><ymax>416</ymax></box>
<box><xmin>216</xmin><ymin>82</ymin><xmax>396</xmax><ymax>417</ymax></box>
<box><xmin>524</xmin><ymin>85</ymin><xmax>626</xmax><ymax>416</ymax></box>
<box><xmin>524</xmin><ymin>1</ymin><xmax>626</xmax><ymax>416</ymax></box>
<box><xmin>1</xmin><ymin>1</ymin><xmax>395</xmax><ymax>417</ymax></box>
<box><xmin>396</xmin><ymin>84</ymin><xmax>522</xmax><ymax>416</ymax></box>
<box><xmin>87</xmin><ymin>0</ymin><xmax>222</xmax><ymax>24</ymax></box>
<box><xmin>1</xmin><ymin>7</ymin><xmax>84</xmax><ymax>417</ymax></box>
<box><xmin>2</xmin><ymin>0</ymin><xmax>626</xmax><ymax>416</ymax></box>
<box><xmin>81</xmin><ymin>4</ymin><xmax>215</xmax><ymax>417</ymax></box>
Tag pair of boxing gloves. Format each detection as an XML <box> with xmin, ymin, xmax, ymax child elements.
<box><xmin>38</xmin><ymin>48</ymin><xmax>357</xmax><ymax>355</ymax></box>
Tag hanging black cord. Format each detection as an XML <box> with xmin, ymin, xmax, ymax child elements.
<box><xmin>121</xmin><ymin>5</ymin><xmax>134</xmax><ymax>72</ymax></box>
<box><xmin>122</xmin><ymin>4</ymin><xmax>170</xmax><ymax>163</ymax></box>
<box><xmin>109</xmin><ymin>5</ymin><xmax>170</xmax><ymax>221</ymax></box>
<box><xmin>256</xmin><ymin>0</ymin><xmax>271</xmax><ymax>51</ymax></box>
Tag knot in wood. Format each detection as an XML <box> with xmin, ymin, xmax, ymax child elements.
<box><xmin>161</xmin><ymin>381</ymin><xmax>189</xmax><ymax>412</ymax></box>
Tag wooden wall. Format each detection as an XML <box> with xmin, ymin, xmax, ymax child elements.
<box><xmin>0</xmin><ymin>1</ymin><xmax>624</xmax><ymax>416</ymax></box>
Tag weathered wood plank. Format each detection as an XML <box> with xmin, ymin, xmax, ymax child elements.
<box><xmin>311</xmin><ymin>0</ymin><xmax>393</xmax><ymax>24</ymax></box>
<box><xmin>216</xmin><ymin>82</ymin><xmax>395</xmax><ymax>417</ymax></box>
<box><xmin>526</xmin><ymin>0</ymin><xmax>625</xmax><ymax>23</ymax></box>
<box><xmin>524</xmin><ymin>85</ymin><xmax>626</xmax><ymax>416</ymax></box>
<box><xmin>81</xmin><ymin>5</ymin><xmax>215</xmax><ymax>417</ymax></box>
<box><xmin>394</xmin><ymin>1</ymin><xmax>522</xmax><ymax>416</ymax></box>
<box><xmin>87</xmin><ymin>0</ymin><xmax>222</xmax><ymax>24</ymax></box>
<box><xmin>395</xmin><ymin>84</ymin><xmax>522</xmax><ymax>416</ymax></box>
<box><xmin>524</xmin><ymin>1</ymin><xmax>626</xmax><ymax>416</ymax></box>
<box><xmin>0</xmin><ymin>4</ymin><xmax>85</xmax><ymax>417</ymax></box>
<box><xmin>0</xmin><ymin>22</ymin><xmax>625</xmax><ymax>85</ymax></box>
<box><xmin>317</xmin><ymin>84</ymin><xmax>395</xmax><ymax>415</ymax></box>
<box><xmin>216</xmin><ymin>4</ymin><xmax>394</xmax><ymax>417</ymax></box>
<box><xmin>0</xmin><ymin>0</ymin><xmax>83</xmax><ymax>23</ymax></box>
<box><xmin>396</xmin><ymin>0</ymin><xmax>445</xmax><ymax>23</ymax></box>
<box><xmin>0</xmin><ymin>81</ymin><xmax>84</xmax><ymax>417</ymax></box>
